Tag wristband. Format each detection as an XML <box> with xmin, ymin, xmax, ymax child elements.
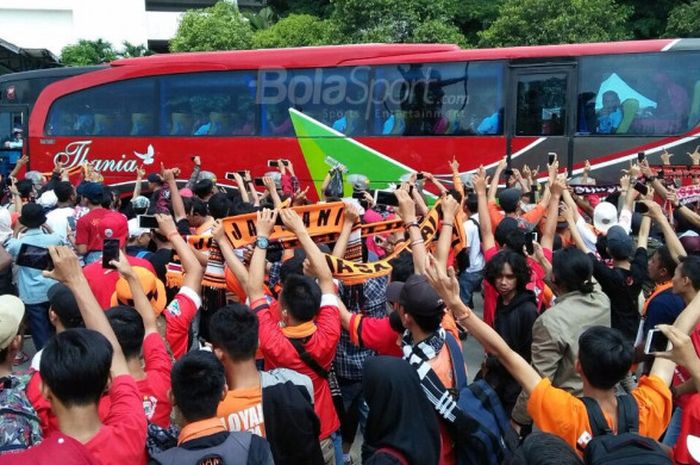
<box><xmin>250</xmin><ymin>297</ymin><xmax>267</xmax><ymax>309</ymax></box>
<box><xmin>410</xmin><ymin>239</ymin><xmax>425</xmax><ymax>247</ymax></box>
<box><xmin>442</xmin><ymin>223</ymin><xmax>454</xmax><ymax>228</ymax></box>
<box><xmin>167</xmin><ymin>231</ymin><xmax>180</xmax><ymax>241</ymax></box>
<box><xmin>405</xmin><ymin>221</ymin><xmax>420</xmax><ymax>229</ymax></box>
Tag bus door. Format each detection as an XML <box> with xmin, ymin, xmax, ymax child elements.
<box><xmin>506</xmin><ymin>65</ymin><xmax>576</xmax><ymax>175</ymax></box>
<box><xmin>0</xmin><ymin>104</ymin><xmax>28</xmax><ymax>176</ymax></box>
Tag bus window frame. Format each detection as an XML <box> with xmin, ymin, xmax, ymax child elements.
<box><xmin>506</xmin><ymin>63</ymin><xmax>578</xmax><ymax>173</ymax></box>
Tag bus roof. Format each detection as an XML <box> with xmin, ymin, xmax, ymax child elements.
<box><xmin>110</xmin><ymin>39</ymin><xmax>698</xmax><ymax>70</ymax></box>
<box><xmin>0</xmin><ymin>65</ymin><xmax>105</xmax><ymax>84</ymax></box>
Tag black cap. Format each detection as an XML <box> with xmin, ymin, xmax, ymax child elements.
<box><xmin>386</xmin><ymin>274</ymin><xmax>445</xmax><ymax>316</ymax></box>
<box><xmin>498</xmin><ymin>188</ymin><xmax>521</xmax><ymax>213</ymax></box>
<box><xmin>48</xmin><ymin>283</ymin><xmax>84</xmax><ymax>329</ymax></box>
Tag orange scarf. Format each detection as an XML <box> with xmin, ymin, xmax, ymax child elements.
<box><xmin>281</xmin><ymin>320</ymin><xmax>317</xmax><ymax>339</ymax></box>
<box><xmin>642</xmin><ymin>281</ymin><xmax>673</xmax><ymax>316</ymax></box>
<box><xmin>178</xmin><ymin>417</ymin><xmax>227</xmax><ymax>445</ymax></box>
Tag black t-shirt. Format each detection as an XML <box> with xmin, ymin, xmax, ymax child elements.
<box><xmin>589</xmin><ymin>247</ymin><xmax>648</xmax><ymax>341</ymax></box>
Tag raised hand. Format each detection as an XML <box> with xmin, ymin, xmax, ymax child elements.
<box><xmin>660</xmin><ymin>149</ymin><xmax>673</xmax><ymax>165</ymax></box>
<box><xmin>256</xmin><ymin>208</ymin><xmax>278</xmax><ymax>237</ymax></box>
<box><xmin>688</xmin><ymin>146</ymin><xmax>700</xmax><ymax>165</ymax></box>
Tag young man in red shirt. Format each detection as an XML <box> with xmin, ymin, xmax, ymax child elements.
<box><xmin>106</xmin><ymin>257</ymin><xmax>172</xmax><ymax>428</ymax></box>
<box><xmin>247</xmin><ymin>208</ymin><xmax>342</xmax><ymax>465</ymax></box>
<box><xmin>7</xmin><ymin>245</ymin><xmax>148</xmax><ymax>465</ymax></box>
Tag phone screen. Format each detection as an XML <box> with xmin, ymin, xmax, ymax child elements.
<box><xmin>525</xmin><ymin>231</ymin><xmax>537</xmax><ymax>255</ymax></box>
<box><xmin>16</xmin><ymin>243</ymin><xmax>53</xmax><ymax>271</ymax></box>
<box><xmin>138</xmin><ymin>215</ymin><xmax>159</xmax><ymax>229</ymax></box>
<box><xmin>634</xmin><ymin>202</ymin><xmax>649</xmax><ymax>214</ymax></box>
<box><xmin>224</xmin><ymin>172</ymin><xmax>236</xmax><ymax>181</ymax></box>
<box><xmin>254</xmin><ymin>177</ymin><xmax>265</xmax><ymax>187</ymax></box>
<box><xmin>102</xmin><ymin>239</ymin><xmax>120</xmax><ymax>269</ymax></box>
<box><xmin>374</xmin><ymin>190</ymin><xmax>399</xmax><ymax>207</ymax></box>
<box><xmin>67</xmin><ymin>216</ymin><xmax>76</xmax><ymax>231</ymax></box>
<box><xmin>548</xmin><ymin>152</ymin><xmax>557</xmax><ymax>165</ymax></box>
<box><xmin>638</xmin><ymin>151</ymin><xmax>646</xmax><ymax>162</ymax></box>
<box><xmin>645</xmin><ymin>329</ymin><xmax>669</xmax><ymax>354</ymax></box>
<box><xmin>634</xmin><ymin>182</ymin><xmax>649</xmax><ymax>196</ymax></box>
<box><xmin>416</xmin><ymin>173</ymin><xmax>424</xmax><ymax>181</ymax></box>
<box><xmin>267</xmin><ymin>160</ymin><xmax>279</xmax><ymax>167</ymax></box>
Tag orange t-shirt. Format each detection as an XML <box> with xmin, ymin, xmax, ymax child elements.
<box><xmin>217</xmin><ymin>386</ymin><xmax>265</xmax><ymax>437</ymax></box>
<box><xmin>430</xmin><ymin>346</ymin><xmax>456</xmax><ymax>465</ymax></box>
<box><xmin>527</xmin><ymin>375</ymin><xmax>672</xmax><ymax>456</ymax></box>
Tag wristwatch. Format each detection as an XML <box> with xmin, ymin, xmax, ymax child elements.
<box><xmin>255</xmin><ymin>236</ymin><xmax>269</xmax><ymax>250</ymax></box>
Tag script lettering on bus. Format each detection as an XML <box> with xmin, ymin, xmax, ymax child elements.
<box><xmin>53</xmin><ymin>140</ymin><xmax>144</xmax><ymax>173</ymax></box>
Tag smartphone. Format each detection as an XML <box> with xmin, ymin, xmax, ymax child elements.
<box><xmin>374</xmin><ymin>190</ymin><xmax>399</xmax><ymax>207</ymax></box>
<box><xmin>633</xmin><ymin>182</ymin><xmax>649</xmax><ymax>196</ymax></box>
<box><xmin>644</xmin><ymin>328</ymin><xmax>670</xmax><ymax>355</ymax></box>
<box><xmin>548</xmin><ymin>152</ymin><xmax>557</xmax><ymax>165</ymax></box>
<box><xmin>267</xmin><ymin>160</ymin><xmax>279</xmax><ymax>168</ymax></box>
<box><xmin>525</xmin><ymin>231</ymin><xmax>538</xmax><ymax>255</ymax></box>
<box><xmin>67</xmin><ymin>216</ymin><xmax>76</xmax><ymax>231</ymax></box>
<box><xmin>102</xmin><ymin>238</ymin><xmax>120</xmax><ymax>269</ymax></box>
<box><xmin>16</xmin><ymin>243</ymin><xmax>53</xmax><ymax>271</ymax></box>
<box><xmin>638</xmin><ymin>151</ymin><xmax>646</xmax><ymax>162</ymax></box>
<box><xmin>503</xmin><ymin>169</ymin><xmax>514</xmax><ymax>179</ymax></box>
<box><xmin>138</xmin><ymin>215</ymin><xmax>159</xmax><ymax>229</ymax></box>
<box><xmin>352</xmin><ymin>191</ymin><xmax>365</xmax><ymax>200</ymax></box>
<box><xmin>416</xmin><ymin>172</ymin><xmax>425</xmax><ymax>181</ymax></box>
<box><xmin>634</xmin><ymin>202</ymin><xmax>649</xmax><ymax>214</ymax></box>
<box><xmin>224</xmin><ymin>172</ymin><xmax>236</xmax><ymax>181</ymax></box>
<box><xmin>254</xmin><ymin>177</ymin><xmax>265</xmax><ymax>187</ymax></box>
<box><xmin>237</xmin><ymin>170</ymin><xmax>248</xmax><ymax>177</ymax></box>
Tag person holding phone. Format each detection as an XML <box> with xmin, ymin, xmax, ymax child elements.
<box><xmin>5</xmin><ymin>203</ymin><xmax>67</xmax><ymax>350</ymax></box>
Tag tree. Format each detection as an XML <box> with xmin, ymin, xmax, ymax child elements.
<box><xmin>170</xmin><ymin>0</ymin><xmax>254</xmax><ymax>52</ymax></box>
<box><xmin>267</xmin><ymin>0</ymin><xmax>333</xmax><ymax>17</ymax></box>
<box><xmin>120</xmin><ymin>41</ymin><xmax>153</xmax><ymax>58</ymax></box>
<box><xmin>453</xmin><ymin>0</ymin><xmax>505</xmax><ymax>45</ymax></box>
<box><xmin>252</xmin><ymin>14</ymin><xmax>339</xmax><ymax>48</ymax></box>
<box><xmin>665</xmin><ymin>0</ymin><xmax>700</xmax><ymax>37</ymax></box>
<box><xmin>478</xmin><ymin>0</ymin><xmax>632</xmax><ymax>48</ymax></box>
<box><xmin>60</xmin><ymin>39</ymin><xmax>117</xmax><ymax>66</ymax></box>
<box><xmin>243</xmin><ymin>7</ymin><xmax>278</xmax><ymax>31</ymax></box>
<box><xmin>620</xmin><ymin>0</ymin><xmax>685</xmax><ymax>39</ymax></box>
<box><xmin>329</xmin><ymin>0</ymin><xmax>466</xmax><ymax>44</ymax></box>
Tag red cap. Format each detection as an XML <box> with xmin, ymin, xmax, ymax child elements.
<box><xmin>99</xmin><ymin>211</ymin><xmax>128</xmax><ymax>247</ymax></box>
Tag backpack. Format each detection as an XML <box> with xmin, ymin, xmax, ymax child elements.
<box><xmin>0</xmin><ymin>373</ymin><xmax>42</xmax><ymax>454</ymax></box>
<box><xmin>444</xmin><ymin>334</ymin><xmax>519</xmax><ymax>465</ymax></box>
<box><xmin>579</xmin><ymin>395</ymin><xmax>672</xmax><ymax>465</ymax></box>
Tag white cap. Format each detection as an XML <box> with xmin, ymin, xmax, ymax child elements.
<box><xmin>688</xmin><ymin>435</ymin><xmax>700</xmax><ymax>461</ymax></box>
<box><xmin>37</xmin><ymin>190</ymin><xmax>58</xmax><ymax>208</ymax></box>
<box><xmin>0</xmin><ymin>295</ymin><xmax>25</xmax><ymax>350</ymax></box>
<box><xmin>593</xmin><ymin>202</ymin><xmax>618</xmax><ymax>234</ymax></box>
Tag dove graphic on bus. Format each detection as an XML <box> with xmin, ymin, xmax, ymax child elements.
<box><xmin>134</xmin><ymin>144</ymin><xmax>155</xmax><ymax>165</ymax></box>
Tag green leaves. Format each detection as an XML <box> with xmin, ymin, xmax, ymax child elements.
<box><xmin>478</xmin><ymin>0</ymin><xmax>633</xmax><ymax>47</ymax></box>
<box><xmin>60</xmin><ymin>40</ymin><xmax>151</xmax><ymax>66</ymax></box>
<box><xmin>665</xmin><ymin>0</ymin><xmax>700</xmax><ymax>37</ymax></box>
<box><xmin>252</xmin><ymin>14</ymin><xmax>339</xmax><ymax>48</ymax></box>
<box><xmin>170</xmin><ymin>0</ymin><xmax>254</xmax><ymax>52</ymax></box>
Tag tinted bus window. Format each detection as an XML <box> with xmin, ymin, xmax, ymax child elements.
<box><xmin>578</xmin><ymin>52</ymin><xmax>700</xmax><ymax>135</ymax></box>
<box><xmin>515</xmin><ymin>73</ymin><xmax>567</xmax><ymax>136</ymax></box>
<box><xmin>160</xmin><ymin>71</ymin><xmax>257</xmax><ymax>136</ymax></box>
<box><xmin>258</xmin><ymin>66</ymin><xmax>370</xmax><ymax>137</ymax></box>
<box><xmin>371</xmin><ymin>61</ymin><xmax>504</xmax><ymax>136</ymax></box>
<box><xmin>46</xmin><ymin>78</ymin><xmax>157</xmax><ymax>136</ymax></box>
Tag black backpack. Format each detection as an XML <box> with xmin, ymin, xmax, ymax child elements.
<box><xmin>579</xmin><ymin>395</ymin><xmax>672</xmax><ymax>465</ymax></box>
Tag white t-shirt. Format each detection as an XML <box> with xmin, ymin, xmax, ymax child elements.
<box><xmin>46</xmin><ymin>206</ymin><xmax>76</xmax><ymax>240</ymax></box>
<box><xmin>463</xmin><ymin>213</ymin><xmax>485</xmax><ymax>273</ymax></box>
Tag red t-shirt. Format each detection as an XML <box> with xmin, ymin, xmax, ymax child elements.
<box><xmin>254</xmin><ymin>294</ymin><xmax>341</xmax><ymax>440</ymax></box>
<box><xmin>85</xmin><ymin>375</ymin><xmax>147</xmax><ymax>465</ymax></box>
<box><xmin>674</xmin><ymin>323</ymin><xmax>700</xmax><ymax>410</ymax></box>
<box><xmin>2</xmin><ymin>431</ymin><xmax>101</xmax><ymax>465</ymax></box>
<box><xmin>349</xmin><ymin>314</ymin><xmax>403</xmax><ymax>357</ymax></box>
<box><xmin>75</xmin><ymin>208</ymin><xmax>110</xmax><ymax>252</ymax></box>
<box><xmin>163</xmin><ymin>286</ymin><xmax>201</xmax><ymax>360</ymax></box>
<box><xmin>137</xmin><ymin>332</ymin><xmax>172</xmax><ymax>428</ymax></box>
<box><xmin>82</xmin><ymin>257</ymin><xmax>156</xmax><ymax>309</ymax></box>
<box><xmin>27</xmin><ymin>368</ymin><xmax>112</xmax><ymax>435</ymax></box>
<box><xmin>675</xmin><ymin>393</ymin><xmax>700</xmax><ymax>464</ymax></box>
<box><xmin>482</xmin><ymin>245</ymin><xmax>551</xmax><ymax>326</ymax></box>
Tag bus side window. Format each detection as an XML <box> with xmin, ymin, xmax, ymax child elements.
<box><xmin>515</xmin><ymin>73</ymin><xmax>567</xmax><ymax>136</ymax></box>
<box><xmin>370</xmin><ymin>60</ymin><xmax>504</xmax><ymax>136</ymax></box>
<box><xmin>578</xmin><ymin>53</ymin><xmax>700</xmax><ymax>136</ymax></box>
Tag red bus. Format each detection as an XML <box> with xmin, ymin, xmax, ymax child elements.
<box><xmin>27</xmin><ymin>39</ymin><xmax>700</xmax><ymax>195</ymax></box>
